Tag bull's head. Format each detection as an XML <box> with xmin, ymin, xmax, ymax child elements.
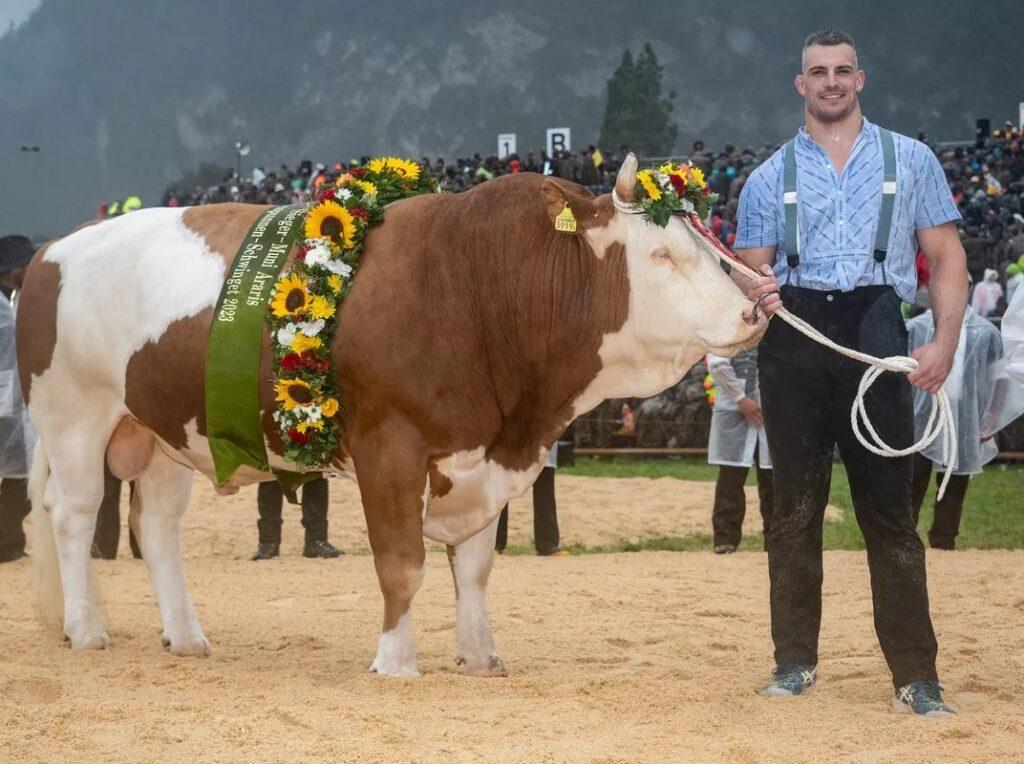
<box><xmin>541</xmin><ymin>153</ymin><xmax>767</xmax><ymax>401</ymax></box>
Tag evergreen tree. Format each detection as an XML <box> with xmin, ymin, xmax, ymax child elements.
<box><xmin>598</xmin><ymin>44</ymin><xmax>677</xmax><ymax>158</ymax></box>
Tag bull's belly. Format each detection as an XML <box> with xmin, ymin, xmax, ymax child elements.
<box><xmin>422</xmin><ymin>447</ymin><xmax>547</xmax><ymax>545</ymax></box>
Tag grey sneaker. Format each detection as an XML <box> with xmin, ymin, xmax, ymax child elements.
<box><xmin>893</xmin><ymin>680</ymin><xmax>955</xmax><ymax>718</ymax></box>
<box><xmin>761</xmin><ymin>663</ymin><xmax>817</xmax><ymax>696</ymax></box>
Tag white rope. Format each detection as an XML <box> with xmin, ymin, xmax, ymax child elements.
<box><xmin>612</xmin><ymin>187</ymin><xmax>957</xmax><ymax>501</ymax></box>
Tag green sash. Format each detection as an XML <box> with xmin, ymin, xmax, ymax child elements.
<box><xmin>205</xmin><ymin>204</ymin><xmax>304</xmax><ymax>484</ymax></box>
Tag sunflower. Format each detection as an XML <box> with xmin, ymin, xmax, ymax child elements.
<box><xmin>274</xmin><ymin>378</ymin><xmax>316</xmax><ymax>411</ymax></box>
<box><xmin>367</xmin><ymin>156</ymin><xmax>420</xmax><ymax>182</ymax></box>
<box><xmin>290</xmin><ymin>334</ymin><xmax>323</xmax><ymax>354</ymax></box>
<box><xmin>637</xmin><ymin>170</ymin><xmax>662</xmax><ymax>201</ymax></box>
<box><xmin>351</xmin><ymin>180</ymin><xmax>378</xmax><ymax>199</ymax></box>
<box><xmin>308</xmin><ymin>294</ymin><xmax>335</xmax><ymax>320</ymax></box>
<box><xmin>297</xmin><ymin>419</ymin><xmax>325</xmax><ymax>434</ymax></box>
<box><xmin>327</xmin><ymin>274</ymin><xmax>342</xmax><ymax>293</ymax></box>
<box><xmin>689</xmin><ymin>166</ymin><xmax>706</xmax><ymax>188</ymax></box>
<box><xmin>270</xmin><ymin>273</ymin><xmax>311</xmax><ymax>318</ymax></box>
<box><xmin>320</xmin><ymin>397</ymin><xmax>340</xmax><ymax>418</ymax></box>
<box><xmin>305</xmin><ymin>200</ymin><xmax>356</xmax><ymax>249</ymax></box>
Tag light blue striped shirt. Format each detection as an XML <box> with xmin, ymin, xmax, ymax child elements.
<box><xmin>735</xmin><ymin>118</ymin><xmax>961</xmax><ymax>303</ymax></box>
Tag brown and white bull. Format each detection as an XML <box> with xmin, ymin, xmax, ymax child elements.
<box><xmin>17</xmin><ymin>156</ymin><xmax>765</xmax><ymax>676</ymax></box>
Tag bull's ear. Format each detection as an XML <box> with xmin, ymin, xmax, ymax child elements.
<box><xmin>540</xmin><ymin>179</ymin><xmax>609</xmax><ymax>234</ymax></box>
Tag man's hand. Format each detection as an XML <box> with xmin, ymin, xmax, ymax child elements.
<box><xmin>744</xmin><ymin>264</ymin><xmax>783</xmax><ymax>317</ymax></box>
<box><xmin>737</xmin><ymin>397</ymin><xmax>764</xmax><ymax>426</ymax></box>
<box><xmin>907</xmin><ymin>339</ymin><xmax>956</xmax><ymax>394</ymax></box>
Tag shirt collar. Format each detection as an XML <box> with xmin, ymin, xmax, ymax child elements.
<box><xmin>795</xmin><ymin>116</ymin><xmax>877</xmax><ymax>152</ymax></box>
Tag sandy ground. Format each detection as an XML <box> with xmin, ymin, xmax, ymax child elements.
<box><xmin>1</xmin><ymin>476</ymin><xmax>1022</xmax><ymax>762</ymax></box>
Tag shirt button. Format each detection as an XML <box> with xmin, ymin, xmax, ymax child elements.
<box><xmin>837</xmin><ymin>190</ymin><xmax>843</xmax><ymax>196</ymax></box>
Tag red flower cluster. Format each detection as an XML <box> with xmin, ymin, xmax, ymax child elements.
<box><xmin>287</xmin><ymin>427</ymin><xmax>309</xmax><ymax>445</ymax></box>
<box><xmin>319</xmin><ymin>187</ymin><xmax>336</xmax><ymax>202</ymax></box>
<box><xmin>350</xmin><ymin>168</ymin><xmax>367</xmax><ymax>178</ymax></box>
<box><xmin>668</xmin><ymin>174</ymin><xmax>687</xmax><ymax>196</ymax></box>
<box><xmin>350</xmin><ymin>206</ymin><xmax>369</xmax><ymax>220</ymax></box>
<box><xmin>281</xmin><ymin>350</ymin><xmax>329</xmax><ymax>374</ymax></box>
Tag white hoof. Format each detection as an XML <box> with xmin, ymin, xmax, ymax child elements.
<box><xmin>66</xmin><ymin>629</ymin><xmax>112</xmax><ymax>651</ymax></box>
<box><xmin>369</xmin><ymin>615</ymin><xmax>418</xmax><ymax>677</ymax></box>
<box><xmin>162</xmin><ymin>629</ymin><xmax>211</xmax><ymax>657</ymax></box>
<box><xmin>456</xmin><ymin>653</ymin><xmax>507</xmax><ymax>677</ymax></box>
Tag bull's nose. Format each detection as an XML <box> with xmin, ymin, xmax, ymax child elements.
<box><xmin>741</xmin><ymin>304</ymin><xmax>760</xmax><ymax>326</ymax></box>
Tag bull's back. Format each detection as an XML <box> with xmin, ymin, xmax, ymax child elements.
<box><xmin>18</xmin><ymin>205</ymin><xmax>270</xmax><ymax>454</ymax></box>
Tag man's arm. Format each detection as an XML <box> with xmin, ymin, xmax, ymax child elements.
<box><xmin>909</xmin><ymin>222</ymin><xmax>968</xmax><ymax>393</ymax></box>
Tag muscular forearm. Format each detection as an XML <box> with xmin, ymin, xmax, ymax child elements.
<box><xmin>928</xmin><ymin>251</ymin><xmax>968</xmax><ymax>347</ymax></box>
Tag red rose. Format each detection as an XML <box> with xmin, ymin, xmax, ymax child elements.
<box><xmin>287</xmin><ymin>428</ymin><xmax>310</xmax><ymax>445</ymax></box>
<box><xmin>350</xmin><ymin>168</ymin><xmax>366</xmax><ymax>178</ymax></box>
<box><xmin>350</xmin><ymin>206</ymin><xmax>369</xmax><ymax>220</ymax></box>
<box><xmin>319</xmin><ymin>187</ymin><xmax>336</xmax><ymax>202</ymax></box>
<box><xmin>668</xmin><ymin>174</ymin><xmax>687</xmax><ymax>196</ymax></box>
<box><xmin>281</xmin><ymin>353</ymin><xmax>301</xmax><ymax>371</ymax></box>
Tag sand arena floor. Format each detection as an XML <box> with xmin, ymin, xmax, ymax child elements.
<box><xmin>1</xmin><ymin>475</ymin><xmax>1022</xmax><ymax>762</ymax></box>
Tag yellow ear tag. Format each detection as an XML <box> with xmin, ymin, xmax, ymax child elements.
<box><xmin>554</xmin><ymin>202</ymin><xmax>577</xmax><ymax>233</ymax></box>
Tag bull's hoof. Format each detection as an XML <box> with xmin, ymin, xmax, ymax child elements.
<box><xmin>65</xmin><ymin>630</ymin><xmax>112</xmax><ymax>651</ymax></box>
<box><xmin>162</xmin><ymin>631</ymin><xmax>211</xmax><ymax>657</ymax></box>
<box><xmin>456</xmin><ymin>654</ymin><xmax>507</xmax><ymax>677</ymax></box>
<box><xmin>368</xmin><ymin>659</ymin><xmax>420</xmax><ymax>678</ymax></box>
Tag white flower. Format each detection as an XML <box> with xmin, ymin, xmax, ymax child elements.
<box><xmin>297</xmin><ymin>319</ymin><xmax>325</xmax><ymax>337</ymax></box>
<box><xmin>296</xmin><ymin>404</ymin><xmax>323</xmax><ymax>422</ymax></box>
<box><xmin>324</xmin><ymin>259</ymin><xmax>353</xmax><ymax>278</ymax></box>
<box><xmin>338</xmin><ymin>188</ymin><xmax>352</xmax><ymax>200</ymax></box>
<box><xmin>304</xmin><ymin>246</ymin><xmax>331</xmax><ymax>268</ymax></box>
<box><xmin>276</xmin><ymin>324</ymin><xmax>298</xmax><ymax>347</ymax></box>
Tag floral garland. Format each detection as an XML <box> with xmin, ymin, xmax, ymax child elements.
<box><xmin>266</xmin><ymin>157</ymin><xmax>437</xmax><ymax>467</ymax></box>
<box><xmin>633</xmin><ymin>161</ymin><xmax>718</xmax><ymax>227</ymax></box>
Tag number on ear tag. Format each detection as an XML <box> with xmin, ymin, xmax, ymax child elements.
<box><xmin>554</xmin><ymin>203</ymin><xmax>577</xmax><ymax>233</ymax></box>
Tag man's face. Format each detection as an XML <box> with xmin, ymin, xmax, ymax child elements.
<box><xmin>795</xmin><ymin>43</ymin><xmax>864</xmax><ymax>124</ymax></box>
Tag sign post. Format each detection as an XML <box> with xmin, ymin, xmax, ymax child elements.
<box><xmin>1019</xmin><ymin>102</ymin><xmax>1024</xmax><ymax>130</ymax></box>
<box><xmin>498</xmin><ymin>133</ymin><xmax>516</xmax><ymax>159</ymax></box>
<box><xmin>546</xmin><ymin>127</ymin><xmax>571</xmax><ymax>158</ymax></box>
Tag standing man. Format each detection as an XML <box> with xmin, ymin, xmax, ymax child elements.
<box><xmin>736</xmin><ymin>30</ymin><xmax>967</xmax><ymax>716</ymax></box>
<box><xmin>0</xmin><ymin>236</ymin><xmax>37</xmax><ymax>563</ymax></box>
<box><xmin>707</xmin><ymin>350</ymin><xmax>773</xmax><ymax>554</ymax></box>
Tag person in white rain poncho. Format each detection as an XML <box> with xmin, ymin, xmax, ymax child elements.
<box><xmin>907</xmin><ymin>302</ymin><xmax>1023</xmax><ymax>549</ymax></box>
<box><xmin>0</xmin><ymin>235</ymin><xmax>37</xmax><ymax>563</ymax></box>
<box><xmin>1003</xmin><ymin>282</ymin><xmax>1024</xmax><ymax>386</ymax></box>
<box><xmin>969</xmin><ymin>268</ymin><xmax>1002</xmax><ymax>317</ymax></box>
<box><xmin>707</xmin><ymin>350</ymin><xmax>773</xmax><ymax>554</ymax></box>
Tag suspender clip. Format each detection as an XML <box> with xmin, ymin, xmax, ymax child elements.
<box><xmin>873</xmin><ymin>248</ymin><xmax>887</xmax><ymax>263</ymax></box>
<box><xmin>787</xmin><ymin>254</ymin><xmax>800</xmax><ymax>269</ymax></box>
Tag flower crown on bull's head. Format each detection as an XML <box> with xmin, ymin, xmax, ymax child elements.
<box><xmin>613</xmin><ymin>153</ymin><xmax>719</xmax><ymax>227</ymax></box>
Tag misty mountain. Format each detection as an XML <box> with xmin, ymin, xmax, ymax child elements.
<box><xmin>2</xmin><ymin>0</ymin><xmax>1023</xmax><ymax>236</ymax></box>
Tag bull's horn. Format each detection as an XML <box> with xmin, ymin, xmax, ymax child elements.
<box><xmin>615</xmin><ymin>152</ymin><xmax>638</xmax><ymax>203</ymax></box>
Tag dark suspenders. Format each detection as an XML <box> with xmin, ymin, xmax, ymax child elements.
<box><xmin>782</xmin><ymin>127</ymin><xmax>897</xmax><ymax>273</ymax></box>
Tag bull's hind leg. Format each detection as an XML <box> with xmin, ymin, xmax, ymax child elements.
<box><xmin>44</xmin><ymin>427</ymin><xmax>111</xmax><ymax>649</ymax></box>
<box><xmin>446</xmin><ymin>515</ymin><xmax>506</xmax><ymax>676</ymax></box>
<box><xmin>135</xmin><ymin>447</ymin><xmax>208</xmax><ymax>656</ymax></box>
<box><xmin>352</xmin><ymin>424</ymin><xmax>426</xmax><ymax>677</ymax></box>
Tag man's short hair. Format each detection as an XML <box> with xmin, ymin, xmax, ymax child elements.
<box><xmin>802</xmin><ymin>29</ymin><xmax>858</xmax><ymax>70</ymax></box>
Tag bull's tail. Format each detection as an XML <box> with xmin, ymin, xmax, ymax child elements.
<box><xmin>29</xmin><ymin>441</ymin><xmax>63</xmax><ymax>630</ymax></box>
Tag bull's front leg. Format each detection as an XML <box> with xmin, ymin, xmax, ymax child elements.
<box><xmin>446</xmin><ymin>515</ymin><xmax>506</xmax><ymax>677</ymax></box>
<box><xmin>352</xmin><ymin>422</ymin><xmax>427</xmax><ymax>678</ymax></box>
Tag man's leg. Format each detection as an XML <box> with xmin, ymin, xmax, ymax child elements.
<box><xmin>532</xmin><ymin>466</ymin><xmax>561</xmax><ymax>555</ymax></box>
<box><xmin>755</xmin><ymin>458</ymin><xmax>774</xmax><ymax>551</ymax></box>
<box><xmin>928</xmin><ymin>473</ymin><xmax>970</xmax><ymax>550</ymax></box>
<box><xmin>495</xmin><ymin>506</ymin><xmax>509</xmax><ymax>552</ymax></box>
<box><xmin>300</xmin><ymin>477</ymin><xmax>342</xmax><ymax>557</ymax></box>
<box><xmin>254</xmin><ymin>481</ymin><xmax>284</xmax><ymax>559</ymax></box>
<box><xmin>759</xmin><ymin>340</ymin><xmax>835</xmax><ymax>671</ymax></box>
<box><xmin>0</xmin><ymin>478</ymin><xmax>30</xmax><ymax>561</ymax></box>
<box><xmin>91</xmin><ymin>466</ymin><xmax>123</xmax><ymax>559</ymax></box>
<box><xmin>832</xmin><ymin>314</ymin><xmax>938</xmax><ymax>690</ymax></box>
<box><xmin>711</xmin><ymin>465</ymin><xmax>749</xmax><ymax>550</ymax></box>
<box><xmin>910</xmin><ymin>453</ymin><xmax>933</xmax><ymax>530</ymax></box>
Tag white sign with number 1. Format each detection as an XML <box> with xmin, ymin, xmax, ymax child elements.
<box><xmin>498</xmin><ymin>133</ymin><xmax>516</xmax><ymax>159</ymax></box>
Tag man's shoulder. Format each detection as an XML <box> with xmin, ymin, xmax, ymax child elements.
<box><xmin>877</xmin><ymin>125</ymin><xmax>935</xmax><ymax>168</ymax></box>
<box><xmin>745</xmin><ymin>148</ymin><xmax>784</xmax><ymax>189</ymax></box>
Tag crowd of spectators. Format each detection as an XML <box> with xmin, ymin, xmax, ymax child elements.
<box><xmin>146</xmin><ymin>121</ymin><xmax>1024</xmax><ymax>316</ymax></box>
